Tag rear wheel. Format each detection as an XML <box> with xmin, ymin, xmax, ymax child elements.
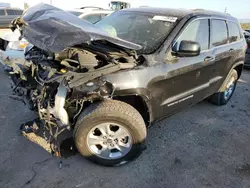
<box><xmin>209</xmin><ymin>69</ymin><xmax>238</xmax><ymax>105</ymax></box>
<box><xmin>73</xmin><ymin>100</ymin><xmax>147</xmax><ymax>166</ymax></box>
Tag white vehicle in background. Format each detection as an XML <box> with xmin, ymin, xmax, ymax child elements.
<box><xmin>0</xmin><ymin>29</ymin><xmax>28</xmax><ymax>51</ymax></box>
<box><xmin>68</xmin><ymin>7</ymin><xmax>113</xmax><ymax>24</ymax></box>
<box><xmin>109</xmin><ymin>1</ymin><xmax>131</xmax><ymax>11</ymax></box>
<box><xmin>0</xmin><ymin>7</ymin><xmax>23</xmax><ymax>28</ymax></box>
<box><xmin>0</xmin><ymin>7</ymin><xmax>113</xmax><ymax>52</ymax></box>
<box><xmin>0</xmin><ymin>7</ymin><xmax>113</xmax><ymax>68</ymax></box>
<box><xmin>0</xmin><ymin>28</ymin><xmax>28</xmax><ymax>70</ymax></box>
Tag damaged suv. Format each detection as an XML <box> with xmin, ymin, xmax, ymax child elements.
<box><xmin>4</xmin><ymin>4</ymin><xmax>246</xmax><ymax>166</ymax></box>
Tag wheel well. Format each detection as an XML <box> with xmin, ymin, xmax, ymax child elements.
<box><xmin>234</xmin><ymin>64</ymin><xmax>243</xmax><ymax>79</ymax></box>
<box><xmin>114</xmin><ymin>95</ymin><xmax>150</xmax><ymax>126</ymax></box>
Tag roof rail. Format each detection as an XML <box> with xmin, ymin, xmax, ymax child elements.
<box><xmin>80</xmin><ymin>6</ymin><xmax>103</xmax><ymax>9</ymax></box>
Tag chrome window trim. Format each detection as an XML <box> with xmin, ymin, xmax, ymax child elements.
<box><xmin>172</xmin><ymin>16</ymin><xmax>243</xmax><ymax>53</ymax></box>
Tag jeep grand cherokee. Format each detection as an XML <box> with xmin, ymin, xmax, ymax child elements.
<box><xmin>3</xmin><ymin>3</ymin><xmax>246</xmax><ymax>166</ymax></box>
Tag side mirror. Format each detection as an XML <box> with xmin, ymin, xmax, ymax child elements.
<box><xmin>172</xmin><ymin>40</ymin><xmax>201</xmax><ymax>57</ymax></box>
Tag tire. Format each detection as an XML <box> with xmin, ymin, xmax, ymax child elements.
<box><xmin>73</xmin><ymin>99</ymin><xmax>147</xmax><ymax>166</ymax></box>
<box><xmin>209</xmin><ymin>69</ymin><xmax>238</xmax><ymax>105</ymax></box>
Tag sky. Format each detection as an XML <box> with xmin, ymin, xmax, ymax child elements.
<box><xmin>4</xmin><ymin>0</ymin><xmax>250</xmax><ymax>19</ymax></box>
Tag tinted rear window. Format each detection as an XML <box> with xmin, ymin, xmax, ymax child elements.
<box><xmin>211</xmin><ymin>19</ymin><xmax>228</xmax><ymax>47</ymax></box>
<box><xmin>6</xmin><ymin>9</ymin><xmax>15</xmax><ymax>15</ymax></box>
<box><xmin>228</xmin><ymin>21</ymin><xmax>241</xmax><ymax>43</ymax></box>
<box><xmin>0</xmin><ymin>9</ymin><xmax>5</xmax><ymax>16</ymax></box>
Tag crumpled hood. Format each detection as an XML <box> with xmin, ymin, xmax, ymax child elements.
<box><xmin>14</xmin><ymin>3</ymin><xmax>142</xmax><ymax>53</ymax></box>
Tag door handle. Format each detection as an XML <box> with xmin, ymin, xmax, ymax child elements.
<box><xmin>204</xmin><ymin>56</ymin><xmax>215</xmax><ymax>62</ymax></box>
<box><xmin>229</xmin><ymin>49</ymin><xmax>234</xmax><ymax>52</ymax></box>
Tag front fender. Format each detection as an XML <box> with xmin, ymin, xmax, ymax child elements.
<box><xmin>103</xmin><ymin>69</ymin><xmax>154</xmax><ymax>123</ymax></box>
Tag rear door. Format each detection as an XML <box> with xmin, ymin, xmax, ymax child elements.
<box><xmin>158</xmin><ymin>18</ymin><xmax>214</xmax><ymax>118</ymax></box>
<box><xmin>226</xmin><ymin>21</ymin><xmax>245</xmax><ymax>69</ymax></box>
<box><xmin>209</xmin><ymin>19</ymin><xmax>244</xmax><ymax>91</ymax></box>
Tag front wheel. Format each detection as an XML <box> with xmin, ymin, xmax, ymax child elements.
<box><xmin>73</xmin><ymin>100</ymin><xmax>147</xmax><ymax>166</ymax></box>
<box><xmin>209</xmin><ymin>69</ymin><xmax>238</xmax><ymax>105</ymax></box>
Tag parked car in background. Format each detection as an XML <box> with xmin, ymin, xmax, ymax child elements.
<box><xmin>0</xmin><ymin>29</ymin><xmax>28</xmax><ymax>72</ymax></box>
<box><xmin>243</xmin><ymin>30</ymin><xmax>250</xmax><ymax>39</ymax></box>
<box><xmin>109</xmin><ymin>1</ymin><xmax>131</xmax><ymax>11</ymax></box>
<box><xmin>0</xmin><ymin>7</ymin><xmax>23</xmax><ymax>28</ymax></box>
<box><xmin>69</xmin><ymin>7</ymin><xmax>113</xmax><ymax>24</ymax></box>
<box><xmin>0</xmin><ymin>6</ymin><xmax>112</xmax><ymax>70</ymax></box>
<box><xmin>244</xmin><ymin>31</ymin><xmax>250</xmax><ymax>67</ymax></box>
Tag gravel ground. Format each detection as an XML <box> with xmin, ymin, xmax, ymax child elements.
<box><xmin>0</xmin><ymin>65</ymin><xmax>250</xmax><ymax>188</ymax></box>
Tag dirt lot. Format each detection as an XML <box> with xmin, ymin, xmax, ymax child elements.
<box><xmin>0</xmin><ymin>64</ymin><xmax>250</xmax><ymax>188</ymax></box>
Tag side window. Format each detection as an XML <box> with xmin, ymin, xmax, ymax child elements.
<box><xmin>175</xmin><ymin>19</ymin><xmax>209</xmax><ymax>51</ymax></box>
<box><xmin>6</xmin><ymin>9</ymin><xmax>15</xmax><ymax>15</ymax></box>
<box><xmin>211</xmin><ymin>19</ymin><xmax>228</xmax><ymax>47</ymax></box>
<box><xmin>101</xmin><ymin>14</ymin><xmax>108</xmax><ymax>18</ymax></box>
<box><xmin>228</xmin><ymin>21</ymin><xmax>241</xmax><ymax>43</ymax></box>
<box><xmin>0</xmin><ymin>9</ymin><xmax>5</xmax><ymax>16</ymax></box>
<box><xmin>14</xmin><ymin>10</ymin><xmax>23</xmax><ymax>15</ymax></box>
<box><xmin>83</xmin><ymin>14</ymin><xmax>102</xmax><ymax>24</ymax></box>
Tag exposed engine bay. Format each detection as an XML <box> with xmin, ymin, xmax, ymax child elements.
<box><xmin>6</xmin><ymin>3</ymin><xmax>143</xmax><ymax>156</ymax></box>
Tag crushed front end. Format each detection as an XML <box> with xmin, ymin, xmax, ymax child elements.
<box><xmin>5</xmin><ymin>3</ymin><xmax>142</xmax><ymax>157</ymax></box>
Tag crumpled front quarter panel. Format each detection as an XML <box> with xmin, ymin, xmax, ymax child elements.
<box><xmin>103</xmin><ymin>63</ymin><xmax>169</xmax><ymax>120</ymax></box>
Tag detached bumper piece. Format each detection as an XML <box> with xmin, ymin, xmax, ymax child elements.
<box><xmin>20</xmin><ymin>118</ymin><xmax>77</xmax><ymax>157</ymax></box>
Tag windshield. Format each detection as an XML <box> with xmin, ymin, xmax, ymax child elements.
<box><xmin>96</xmin><ymin>11</ymin><xmax>176</xmax><ymax>54</ymax></box>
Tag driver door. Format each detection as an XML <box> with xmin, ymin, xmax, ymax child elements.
<box><xmin>157</xmin><ymin>18</ymin><xmax>215</xmax><ymax>118</ymax></box>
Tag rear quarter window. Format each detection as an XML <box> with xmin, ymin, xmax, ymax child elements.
<box><xmin>14</xmin><ymin>10</ymin><xmax>23</xmax><ymax>15</ymax></box>
<box><xmin>0</xmin><ymin>9</ymin><xmax>5</xmax><ymax>16</ymax></box>
<box><xmin>228</xmin><ymin>21</ymin><xmax>241</xmax><ymax>43</ymax></box>
<box><xmin>83</xmin><ymin>14</ymin><xmax>102</xmax><ymax>24</ymax></box>
<box><xmin>211</xmin><ymin>19</ymin><xmax>228</xmax><ymax>47</ymax></box>
<box><xmin>101</xmin><ymin>13</ymin><xmax>108</xmax><ymax>18</ymax></box>
<box><xmin>6</xmin><ymin>9</ymin><xmax>15</xmax><ymax>15</ymax></box>
<box><xmin>68</xmin><ymin>11</ymin><xmax>82</xmax><ymax>17</ymax></box>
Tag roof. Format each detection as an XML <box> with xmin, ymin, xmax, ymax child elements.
<box><xmin>120</xmin><ymin>7</ymin><xmax>237</xmax><ymax>21</ymax></box>
<box><xmin>0</xmin><ymin>7</ymin><xmax>22</xmax><ymax>10</ymax></box>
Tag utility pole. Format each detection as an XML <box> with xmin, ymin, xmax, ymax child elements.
<box><xmin>224</xmin><ymin>7</ymin><xmax>227</xmax><ymax>13</ymax></box>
